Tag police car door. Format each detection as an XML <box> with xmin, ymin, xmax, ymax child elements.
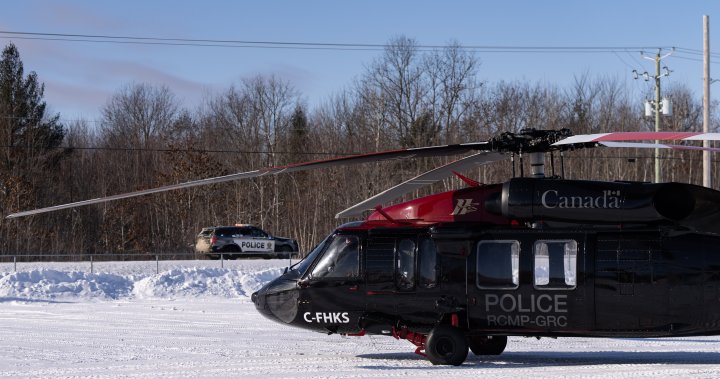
<box><xmin>299</xmin><ymin>234</ymin><xmax>364</xmax><ymax>333</ymax></box>
<box><xmin>234</xmin><ymin>227</ymin><xmax>275</xmax><ymax>254</ymax></box>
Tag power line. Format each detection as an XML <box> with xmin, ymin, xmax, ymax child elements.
<box><xmin>1</xmin><ymin>142</ymin><xmax>716</xmax><ymax>163</ymax></box>
<box><xmin>2</xmin><ymin>36</ymin><xmax>385</xmax><ymax>52</ymax></box>
<box><xmin>0</xmin><ymin>30</ymin><xmax>675</xmax><ymax>53</ymax></box>
<box><xmin>1</xmin><ymin>140</ymin><xmax>716</xmax><ymax>161</ymax></box>
<box><xmin>613</xmin><ymin>51</ymin><xmax>637</xmax><ymax>70</ymax></box>
<box><xmin>0</xmin><ymin>143</ymin><xmax>357</xmax><ymax>156</ymax></box>
<box><xmin>6</xmin><ymin>30</ymin><xmax>720</xmax><ymax>68</ymax></box>
<box><xmin>675</xmin><ymin>46</ymin><xmax>720</xmax><ymax>58</ymax></box>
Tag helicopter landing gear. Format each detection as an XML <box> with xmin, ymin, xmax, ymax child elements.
<box><xmin>425</xmin><ymin>324</ymin><xmax>468</xmax><ymax>366</ymax></box>
<box><xmin>468</xmin><ymin>335</ymin><xmax>507</xmax><ymax>355</ymax></box>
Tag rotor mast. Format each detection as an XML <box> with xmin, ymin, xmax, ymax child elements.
<box><xmin>529</xmin><ymin>152</ymin><xmax>545</xmax><ymax>178</ymax></box>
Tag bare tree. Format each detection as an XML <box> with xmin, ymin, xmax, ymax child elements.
<box><xmin>96</xmin><ymin>83</ymin><xmax>179</xmax><ymax>254</ymax></box>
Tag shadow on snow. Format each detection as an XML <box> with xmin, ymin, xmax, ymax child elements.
<box><xmin>0</xmin><ymin>296</ymin><xmax>74</xmax><ymax>304</ymax></box>
<box><xmin>357</xmin><ymin>350</ymin><xmax>720</xmax><ymax>369</ymax></box>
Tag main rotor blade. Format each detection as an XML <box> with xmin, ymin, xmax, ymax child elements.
<box><xmin>6</xmin><ymin>141</ymin><xmax>491</xmax><ymax>219</ymax></box>
<box><xmin>553</xmin><ymin>132</ymin><xmax>720</xmax><ymax>146</ymax></box>
<box><xmin>599</xmin><ymin>141</ymin><xmax>720</xmax><ymax>152</ymax></box>
<box><xmin>335</xmin><ymin>152</ymin><xmax>506</xmax><ymax>219</ymax></box>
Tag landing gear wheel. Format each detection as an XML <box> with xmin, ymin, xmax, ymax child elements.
<box><xmin>468</xmin><ymin>335</ymin><xmax>507</xmax><ymax>355</ymax></box>
<box><xmin>425</xmin><ymin>325</ymin><xmax>468</xmax><ymax>366</ymax></box>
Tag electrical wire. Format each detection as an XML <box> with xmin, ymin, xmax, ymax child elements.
<box><xmin>0</xmin><ymin>30</ymin><xmax>677</xmax><ymax>53</ymax></box>
<box><xmin>3</xmin><ymin>30</ymin><xmax>718</xmax><ymax>67</ymax></box>
<box><xmin>0</xmin><ymin>144</ymin><xmax>357</xmax><ymax>156</ymax></box>
<box><xmin>0</xmin><ymin>143</ymin><xmax>717</xmax><ymax>163</ymax></box>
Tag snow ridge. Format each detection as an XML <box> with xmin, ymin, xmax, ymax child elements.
<box><xmin>0</xmin><ymin>265</ymin><xmax>285</xmax><ymax>301</ymax></box>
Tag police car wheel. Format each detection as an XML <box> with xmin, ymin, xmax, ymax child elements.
<box><xmin>425</xmin><ymin>325</ymin><xmax>468</xmax><ymax>366</ymax></box>
<box><xmin>220</xmin><ymin>245</ymin><xmax>241</xmax><ymax>259</ymax></box>
<box><xmin>468</xmin><ymin>335</ymin><xmax>507</xmax><ymax>355</ymax></box>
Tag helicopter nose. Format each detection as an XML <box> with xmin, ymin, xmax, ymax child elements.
<box><xmin>252</xmin><ymin>278</ymin><xmax>299</xmax><ymax>324</ymax></box>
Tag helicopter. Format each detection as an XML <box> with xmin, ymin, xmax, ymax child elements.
<box><xmin>9</xmin><ymin>128</ymin><xmax>720</xmax><ymax>366</ymax></box>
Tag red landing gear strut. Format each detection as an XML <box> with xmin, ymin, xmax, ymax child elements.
<box><xmin>391</xmin><ymin>313</ymin><xmax>460</xmax><ymax>357</ymax></box>
<box><xmin>392</xmin><ymin>327</ymin><xmax>428</xmax><ymax>357</ymax></box>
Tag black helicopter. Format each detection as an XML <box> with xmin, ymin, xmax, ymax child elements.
<box><xmin>9</xmin><ymin>128</ymin><xmax>720</xmax><ymax>366</ymax></box>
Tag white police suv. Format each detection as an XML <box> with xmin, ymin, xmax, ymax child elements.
<box><xmin>195</xmin><ymin>224</ymin><xmax>299</xmax><ymax>259</ymax></box>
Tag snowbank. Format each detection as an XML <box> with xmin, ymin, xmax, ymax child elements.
<box><xmin>0</xmin><ymin>262</ymin><xmax>286</xmax><ymax>301</ymax></box>
<box><xmin>132</xmin><ymin>267</ymin><xmax>283</xmax><ymax>299</ymax></box>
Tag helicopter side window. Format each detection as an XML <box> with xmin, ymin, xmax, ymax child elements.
<box><xmin>476</xmin><ymin>240</ymin><xmax>520</xmax><ymax>289</ymax></box>
<box><xmin>396</xmin><ymin>239</ymin><xmax>416</xmax><ymax>290</ymax></box>
<box><xmin>534</xmin><ymin>240</ymin><xmax>577</xmax><ymax>289</ymax></box>
<box><xmin>418</xmin><ymin>238</ymin><xmax>438</xmax><ymax>289</ymax></box>
<box><xmin>311</xmin><ymin>235</ymin><xmax>359</xmax><ymax>279</ymax></box>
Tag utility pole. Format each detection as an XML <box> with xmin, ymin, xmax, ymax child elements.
<box><xmin>633</xmin><ymin>48</ymin><xmax>674</xmax><ymax>183</ymax></box>
<box><xmin>703</xmin><ymin>15</ymin><xmax>712</xmax><ymax>188</ymax></box>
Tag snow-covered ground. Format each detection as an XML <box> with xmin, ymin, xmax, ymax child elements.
<box><xmin>2</xmin><ymin>260</ymin><xmax>720</xmax><ymax>378</ymax></box>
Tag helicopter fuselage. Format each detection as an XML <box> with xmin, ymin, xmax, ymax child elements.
<box><xmin>251</xmin><ymin>177</ymin><xmax>720</xmax><ymax>364</ymax></box>
<box><xmin>253</xmin><ymin>222</ymin><xmax>720</xmax><ymax>338</ymax></box>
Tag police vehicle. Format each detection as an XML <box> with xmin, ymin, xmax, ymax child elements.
<box><xmin>195</xmin><ymin>224</ymin><xmax>299</xmax><ymax>259</ymax></box>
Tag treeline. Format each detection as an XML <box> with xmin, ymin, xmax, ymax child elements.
<box><xmin>0</xmin><ymin>37</ymin><xmax>717</xmax><ymax>257</ymax></box>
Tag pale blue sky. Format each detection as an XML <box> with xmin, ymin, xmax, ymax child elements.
<box><xmin>1</xmin><ymin>0</ymin><xmax>718</xmax><ymax>122</ymax></box>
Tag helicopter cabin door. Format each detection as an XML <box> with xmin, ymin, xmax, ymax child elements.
<box><xmin>362</xmin><ymin>233</ymin><xmax>445</xmax><ymax>334</ymax></box>
<box><xmin>466</xmin><ymin>231</ymin><xmax>593</xmax><ymax>335</ymax></box>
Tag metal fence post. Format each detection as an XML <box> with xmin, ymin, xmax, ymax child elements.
<box><xmin>90</xmin><ymin>255</ymin><xmax>93</xmax><ymax>274</ymax></box>
<box><xmin>221</xmin><ymin>253</ymin><xmax>224</xmax><ymax>268</ymax></box>
<box><xmin>13</xmin><ymin>256</ymin><xmax>16</xmax><ymax>272</ymax></box>
<box><xmin>156</xmin><ymin>255</ymin><xmax>159</xmax><ymax>274</ymax></box>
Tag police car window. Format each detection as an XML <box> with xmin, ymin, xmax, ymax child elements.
<box><xmin>534</xmin><ymin>240</ymin><xmax>577</xmax><ymax>289</ymax></box>
<box><xmin>418</xmin><ymin>238</ymin><xmax>438</xmax><ymax>289</ymax></box>
<box><xmin>396</xmin><ymin>239</ymin><xmax>416</xmax><ymax>290</ymax></box>
<box><xmin>476</xmin><ymin>240</ymin><xmax>519</xmax><ymax>289</ymax></box>
<box><xmin>250</xmin><ymin>228</ymin><xmax>267</xmax><ymax>238</ymax></box>
<box><xmin>215</xmin><ymin>228</ymin><xmax>238</xmax><ymax>237</ymax></box>
<box><xmin>311</xmin><ymin>235</ymin><xmax>359</xmax><ymax>279</ymax></box>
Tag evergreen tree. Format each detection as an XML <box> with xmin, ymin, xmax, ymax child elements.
<box><xmin>0</xmin><ymin>43</ymin><xmax>65</xmax><ymax>213</ymax></box>
<box><xmin>286</xmin><ymin>105</ymin><xmax>309</xmax><ymax>163</ymax></box>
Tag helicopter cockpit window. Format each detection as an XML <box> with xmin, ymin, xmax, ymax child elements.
<box><xmin>534</xmin><ymin>240</ymin><xmax>577</xmax><ymax>289</ymax></box>
<box><xmin>396</xmin><ymin>238</ymin><xmax>416</xmax><ymax>290</ymax></box>
<box><xmin>311</xmin><ymin>235</ymin><xmax>359</xmax><ymax>279</ymax></box>
<box><xmin>418</xmin><ymin>238</ymin><xmax>438</xmax><ymax>289</ymax></box>
<box><xmin>476</xmin><ymin>240</ymin><xmax>520</xmax><ymax>289</ymax></box>
<box><xmin>292</xmin><ymin>236</ymin><xmax>330</xmax><ymax>276</ymax></box>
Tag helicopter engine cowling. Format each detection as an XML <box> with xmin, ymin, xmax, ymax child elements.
<box><xmin>485</xmin><ymin>178</ymin><xmax>720</xmax><ymax>231</ymax></box>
